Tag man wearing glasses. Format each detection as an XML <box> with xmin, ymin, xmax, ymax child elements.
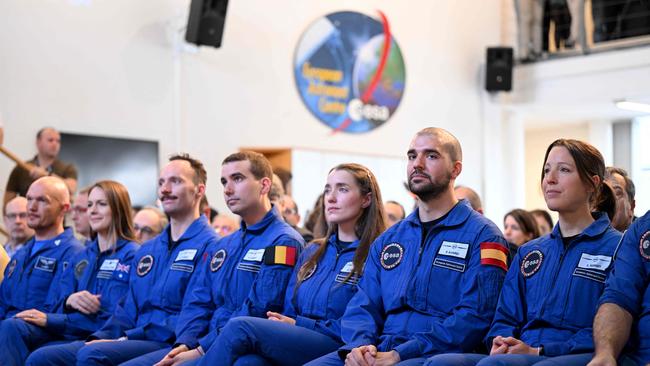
<box><xmin>133</xmin><ymin>206</ymin><xmax>168</xmax><ymax>243</ymax></box>
<box><xmin>3</xmin><ymin>196</ymin><xmax>35</xmax><ymax>258</ymax></box>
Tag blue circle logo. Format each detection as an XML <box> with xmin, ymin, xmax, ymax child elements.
<box><xmin>294</xmin><ymin>11</ymin><xmax>406</xmax><ymax>134</ymax></box>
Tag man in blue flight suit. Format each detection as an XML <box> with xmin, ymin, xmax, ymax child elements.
<box><xmin>149</xmin><ymin>150</ymin><xmax>304</xmax><ymax>366</ymax></box>
<box><xmin>24</xmin><ymin>154</ymin><xmax>219</xmax><ymax>365</ymax></box>
<box><xmin>0</xmin><ymin>176</ymin><xmax>84</xmax><ymax>364</ymax></box>
<box><xmin>309</xmin><ymin>127</ymin><xmax>509</xmax><ymax>366</ymax></box>
<box><xmin>589</xmin><ymin>211</ymin><xmax>650</xmax><ymax>366</ymax></box>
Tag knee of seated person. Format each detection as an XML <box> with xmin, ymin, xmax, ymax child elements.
<box><xmin>76</xmin><ymin>344</ymin><xmax>108</xmax><ymax>364</ymax></box>
<box><xmin>476</xmin><ymin>356</ymin><xmax>511</xmax><ymax>366</ymax></box>
<box><xmin>424</xmin><ymin>354</ymin><xmax>466</xmax><ymax>366</ymax></box>
<box><xmin>0</xmin><ymin>317</ymin><xmax>25</xmax><ymax>335</ymax></box>
<box><xmin>25</xmin><ymin>348</ymin><xmax>49</xmax><ymax>366</ymax></box>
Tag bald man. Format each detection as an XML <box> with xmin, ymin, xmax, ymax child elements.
<box><xmin>0</xmin><ymin>177</ymin><xmax>83</xmax><ymax>324</ymax></box>
<box><xmin>133</xmin><ymin>207</ymin><xmax>168</xmax><ymax>243</ymax></box>
<box><xmin>454</xmin><ymin>185</ymin><xmax>483</xmax><ymax>214</ymax></box>
<box><xmin>4</xmin><ymin>127</ymin><xmax>78</xmax><ymax>206</ymax></box>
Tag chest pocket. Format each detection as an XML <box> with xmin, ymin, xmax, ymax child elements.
<box><xmin>28</xmin><ymin>256</ymin><xmax>58</xmax><ymax>305</ymax></box>
<box><xmin>433</xmin><ymin>241</ymin><xmax>470</xmax><ymax>273</ymax></box>
<box><xmin>563</xmin><ymin>253</ymin><xmax>612</xmax><ymax>325</ymax></box>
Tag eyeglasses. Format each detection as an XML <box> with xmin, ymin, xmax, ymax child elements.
<box><xmin>134</xmin><ymin>224</ymin><xmax>155</xmax><ymax>235</ymax></box>
<box><xmin>5</xmin><ymin>212</ymin><xmax>28</xmax><ymax>220</ymax></box>
<box><xmin>72</xmin><ymin>207</ymin><xmax>88</xmax><ymax>214</ymax></box>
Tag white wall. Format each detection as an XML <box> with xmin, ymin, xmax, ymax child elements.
<box><xmin>0</xmin><ymin>0</ymin><xmax>503</xmax><ymax>216</ymax></box>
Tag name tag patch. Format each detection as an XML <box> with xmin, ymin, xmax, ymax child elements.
<box><xmin>175</xmin><ymin>249</ymin><xmax>198</xmax><ymax>262</ymax></box>
<box><xmin>433</xmin><ymin>258</ymin><xmax>466</xmax><ymax>273</ymax></box>
<box><xmin>577</xmin><ymin>254</ymin><xmax>612</xmax><ymax>271</ymax></box>
<box><xmin>34</xmin><ymin>256</ymin><xmax>56</xmax><ymax>272</ymax></box>
<box><xmin>438</xmin><ymin>241</ymin><xmax>469</xmax><ymax>259</ymax></box>
<box><xmin>100</xmin><ymin>259</ymin><xmax>119</xmax><ymax>271</ymax></box>
<box><xmin>170</xmin><ymin>263</ymin><xmax>194</xmax><ymax>273</ymax></box>
<box><xmin>243</xmin><ymin>248</ymin><xmax>265</xmax><ymax>262</ymax></box>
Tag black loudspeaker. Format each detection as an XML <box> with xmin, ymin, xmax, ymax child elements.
<box><xmin>485</xmin><ymin>47</ymin><xmax>513</xmax><ymax>92</ymax></box>
<box><xmin>185</xmin><ymin>0</ymin><xmax>229</xmax><ymax>48</ymax></box>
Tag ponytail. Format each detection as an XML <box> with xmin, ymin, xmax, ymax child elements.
<box><xmin>595</xmin><ymin>181</ymin><xmax>616</xmax><ymax>221</ymax></box>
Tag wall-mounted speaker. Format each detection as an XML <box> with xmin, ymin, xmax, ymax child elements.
<box><xmin>185</xmin><ymin>0</ymin><xmax>229</xmax><ymax>48</ymax></box>
<box><xmin>485</xmin><ymin>47</ymin><xmax>513</xmax><ymax>92</ymax></box>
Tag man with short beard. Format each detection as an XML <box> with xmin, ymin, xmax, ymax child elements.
<box><xmin>309</xmin><ymin>128</ymin><xmax>509</xmax><ymax>366</ymax></box>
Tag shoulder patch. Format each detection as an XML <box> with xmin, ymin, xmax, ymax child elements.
<box><xmin>480</xmin><ymin>242</ymin><xmax>509</xmax><ymax>271</ymax></box>
<box><xmin>263</xmin><ymin>246</ymin><xmax>297</xmax><ymax>266</ymax></box>
<box><xmin>75</xmin><ymin>259</ymin><xmax>89</xmax><ymax>280</ymax></box>
<box><xmin>639</xmin><ymin>231</ymin><xmax>650</xmax><ymax>260</ymax></box>
<box><xmin>521</xmin><ymin>250</ymin><xmax>543</xmax><ymax>277</ymax></box>
<box><xmin>380</xmin><ymin>243</ymin><xmax>404</xmax><ymax>270</ymax></box>
<box><xmin>137</xmin><ymin>255</ymin><xmax>154</xmax><ymax>277</ymax></box>
<box><xmin>210</xmin><ymin>249</ymin><xmax>227</xmax><ymax>272</ymax></box>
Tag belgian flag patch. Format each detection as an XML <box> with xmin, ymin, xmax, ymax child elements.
<box><xmin>263</xmin><ymin>246</ymin><xmax>297</xmax><ymax>266</ymax></box>
<box><xmin>480</xmin><ymin>242</ymin><xmax>509</xmax><ymax>271</ymax></box>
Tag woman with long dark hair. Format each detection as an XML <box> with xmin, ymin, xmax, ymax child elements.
<box><xmin>426</xmin><ymin>139</ymin><xmax>622</xmax><ymax>366</ymax></box>
<box><xmin>193</xmin><ymin>163</ymin><xmax>386</xmax><ymax>366</ymax></box>
<box><xmin>503</xmin><ymin>209</ymin><xmax>540</xmax><ymax>258</ymax></box>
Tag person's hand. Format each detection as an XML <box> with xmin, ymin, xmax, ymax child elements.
<box><xmin>66</xmin><ymin>291</ymin><xmax>101</xmax><ymax>315</ymax></box>
<box><xmin>372</xmin><ymin>350</ymin><xmax>401</xmax><ymax>366</ymax></box>
<box><xmin>267</xmin><ymin>311</ymin><xmax>296</xmax><ymax>325</ymax></box>
<box><xmin>490</xmin><ymin>336</ymin><xmax>510</xmax><ymax>355</ymax></box>
<box><xmin>587</xmin><ymin>354</ymin><xmax>618</xmax><ymax>366</ymax></box>
<box><xmin>85</xmin><ymin>339</ymin><xmax>117</xmax><ymax>345</ymax></box>
<box><xmin>28</xmin><ymin>165</ymin><xmax>49</xmax><ymax>179</ymax></box>
<box><xmin>499</xmin><ymin>337</ymin><xmax>538</xmax><ymax>355</ymax></box>
<box><xmin>165</xmin><ymin>349</ymin><xmax>202</xmax><ymax>366</ymax></box>
<box><xmin>345</xmin><ymin>345</ymin><xmax>383</xmax><ymax>366</ymax></box>
<box><xmin>15</xmin><ymin>309</ymin><xmax>48</xmax><ymax>327</ymax></box>
<box><xmin>153</xmin><ymin>345</ymin><xmax>189</xmax><ymax>366</ymax></box>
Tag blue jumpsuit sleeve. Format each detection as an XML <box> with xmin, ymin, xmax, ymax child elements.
<box><xmin>394</xmin><ymin>235</ymin><xmax>508</xmax><ymax>360</ymax></box>
<box><xmin>484</xmin><ymin>249</ymin><xmax>526</xmax><ymax>348</ymax></box>
<box><xmin>199</xmin><ymin>239</ymin><xmax>303</xmax><ymax>351</ymax></box>
<box><xmin>281</xmin><ymin>249</ymin><xmax>305</xmax><ymax>319</ymax></box>
<box><xmin>542</xmin><ymin>328</ymin><xmax>595</xmax><ymax>356</ymax></box>
<box><xmin>43</xmin><ymin>245</ymin><xmax>83</xmax><ymax>313</ymax></box>
<box><xmin>174</xmin><ymin>257</ymin><xmax>215</xmax><ymax>349</ymax></box>
<box><xmin>47</xmin><ymin>252</ymin><xmax>83</xmax><ymax>315</ymax></box>
<box><xmin>296</xmin><ymin>314</ymin><xmax>343</xmax><ymax>341</ymax></box>
<box><xmin>598</xmin><ymin>221</ymin><xmax>647</xmax><ymax>317</ymax></box>
<box><xmin>339</xmin><ymin>242</ymin><xmax>385</xmax><ymax>351</ymax></box>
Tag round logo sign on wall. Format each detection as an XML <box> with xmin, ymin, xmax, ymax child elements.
<box><xmin>294</xmin><ymin>11</ymin><xmax>406</xmax><ymax>134</ymax></box>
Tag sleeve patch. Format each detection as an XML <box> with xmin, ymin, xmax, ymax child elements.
<box><xmin>263</xmin><ymin>245</ymin><xmax>297</xmax><ymax>266</ymax></box>
<box><xmin>480</xmin><ymin>242</ymin><xmax>508</xmax><ymax>271</ymax></box>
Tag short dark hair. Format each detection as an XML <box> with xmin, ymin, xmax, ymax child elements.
<box><xmin>606</xmin><ymin>166</ymin><xmax>635</xmax><ymax>204</ymax></box>
<box><xmin>222</xmin><ymin>151</ymin><xmax>273</xmax><ymax>180</ymax></box>
<box><xmin>169</xmin><ymin>153</ymin><xmax>207</xmax><ymax>185</ymax></box>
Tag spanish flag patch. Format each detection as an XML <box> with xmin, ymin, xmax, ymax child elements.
<box><xmin>480</xmin><ymin>242</ymin><xmax>508</xmax><ymax>271</ymax></box>
<box><xmin>263</xmin><ymin>246</ymin><xmax>297</xmax><ymax>266</ymax></box>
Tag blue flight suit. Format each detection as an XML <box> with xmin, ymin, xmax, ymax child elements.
<box><xmin>1</xmin><ymin>238</ymin><xmax>138</xmax><ymax>366</ymax></box>
<box><xmin>426</xmin><ymin>213</ymin><xmax>621</xmax><ymax>366</ymax></box>
<box><xmin>118</xmin><ymin>207</ymin><xmax>304</xmax><ymax>366</ymax></box>
<box><xmin>27</xmin><ymin>216</ymin><xmax>217</xmax><ymax>366</ymax></box>
<box><xmin>308</xmin><ymin>200</ymin><xmax>509</xmax><ymax>365</ymax></box>
<box><xmin>598</xmin><ymin>211</ymin><xmax>650</xmax><ymax>365</ymax></box>
<box><xmin>205</xmin><ymin>233</ymin><xmax>361</xmax><ymax>366</ymax></box>
<box><xmin>0</xmin><ymin>227</ymin><xmax>83</xmax><ymax>320</ymax></box>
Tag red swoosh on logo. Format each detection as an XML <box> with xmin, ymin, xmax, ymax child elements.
<box><xmin>332</xmin><ymin>10</ymin><xmax>392</xmax><ymax>134</ymax></box>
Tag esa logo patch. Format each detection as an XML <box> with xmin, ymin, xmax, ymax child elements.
<box><xmin>639</xmin><ymin>231</ymin><xmax>650</xmax><ymax>260</ymax></box>
<box><xmin>137</xmin><ymin>255</ymin><xmax>154</xmax><ymax>277</ymax></box>
<box><xmin>380</xmin><ymin>243</ymin><xmax>404</xmax><ymax>270</ymax></box>
<box><xmin>210</xmin><ymin>249</ymin><xmax>227</xmax><ymax>272</ymax></box>
<box><xmin>521</xmin><ymin>250</ymin><xmax>543</xmax><ymax>277</ymax></box>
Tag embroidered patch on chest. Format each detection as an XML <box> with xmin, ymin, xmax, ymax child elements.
<box><xmin>380</xmin><ymin>243</ymin><xmax>404</xmax><ymax>270</ymax></box>
<box><xmin>521</xmin><ymin>250</ymin><xmax>543</xmax><ymax>277</ymax></box>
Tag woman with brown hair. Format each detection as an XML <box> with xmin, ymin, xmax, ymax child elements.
<box><xmin>195</xmin><ymin>163</ymin><xmax>386</xmax><ymax>366</ymax></box>
<box><xmin>503</xmin><ymin>208</ymin><xmax>540</xmax><ymax>258</ymax></box>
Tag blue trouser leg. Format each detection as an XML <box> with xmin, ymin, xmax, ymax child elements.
<box><xmin>76</xmin><ymin>340</ymin><xmax>169</xmax><ymax>366</ymax></box>
<box><xmin>119</xmin><ymin>347</ymin><xmax>171</xmax><ymax>366</ymax></box>
<box><xmin>532</xmin><ymin>353</ymin><xmax>592</xmax><ymax>366</ymax></box>
<box><xmin>477</xmin><ymin>354</ymin><xmax>547</xmax><ymax>366</ymax></box>
<box><xmin>233</xmin><ymin>354</ymin><xmax>273</xmax><ymax>366</ymax></box>
<box><xmin>26</xmin><ymin>340</ymin><xmax>86</xmax><ymax>366</ymax></box>
<box><xmin>0</xmin><ymin>318</ymin><xmax>55</xmax><ymax>366</ymax></box>
<box><xmin>397</xmin><ymin>358</ymin><xmax>427</xmax><ymax>366</ymax></box>
<box><xmin>304</xmin><ymin>350</ymin><xmax>344</xmax><ymax>366</ymax></box>
<box><xmin>424</xmin><ymin>353</ymin><xmax>487</xmax><ymax>366</ymax></box>
<box><xmin>198</xmin><ymin>316</ymin><xmax>342</xmax><ymax>366</ymax></box>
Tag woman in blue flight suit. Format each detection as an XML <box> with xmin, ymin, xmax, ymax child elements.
<box><xmin>426</xmin><ymin>139</ymin><xmax>622</xmax><ymax>366</ymax></box>
<box><xmin>197</xmin><ymin>163</ymin><xmax>387</xmax><ymax>366</ymax></box>
<box><xmin>4</xmin><ymin>180</ymin><xmax>140</xmax><ymax>366</ymax></box>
